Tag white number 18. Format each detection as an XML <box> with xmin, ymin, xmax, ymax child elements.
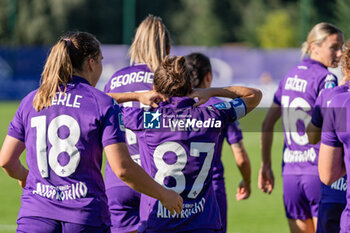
<box><xmin>31</xmin><ymin>115</ymin><xmax>81</xmax><ymax>178</ymax></box>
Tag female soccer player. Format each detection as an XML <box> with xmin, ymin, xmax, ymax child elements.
<box><xmin>306</xmin><ymin>42</ymin><xmax>350</xmax><ymax>233</ymax></box>
<box><xmin>259</xmin><ymin>22</ymin><xmax>343</xmax><ymax>233</ymax></box>
<box><xmin>0</xmin><ymin>31</ymin><xmax>182</xmax><ymax>233</ymax></box>
<box><xmin>103</xmin><ymin>14</ymin><xmax>171</xmax><ymax>233</ymax></box>
<box><xmin>184</xmin><ymin>52</ymin><xmax>251</xmax><ymax>233</ymax></box>
<box><xmin>109</xmin><ymin>55</ymin><xmax>262</xmax><ymax>232</ymax></box>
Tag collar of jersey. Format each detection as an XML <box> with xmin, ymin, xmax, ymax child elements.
<box><xmin>70</xmin><ymin>75</ymin><xmax>91</xmax><ymax>85</ymax></box>
<box><xmin>158</xmin><ymin>96</ymin><xmax>196</xmax><ymax>108</ymax></box>
<box><xmin>303</xmin><ymin>57</ymin><xmax>327</xmax><ymax>68</ymax></box>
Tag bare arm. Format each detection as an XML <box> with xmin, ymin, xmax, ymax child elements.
<box><xmin>318</xmin><ymin>143</ymin><xmax>345</xmax><ymax>185</ymax></box>
<box><xmin>104</xmin><ymin>143</ymin><xmax>183</xmax><ymax>214</ymax></box>
<box><xmin>0</xmin><ymin>135</ymin><xmax>28</xmax><ymax>188</ymax></box>
<box><xmin>306</xmin><ymin>122</ymin><xmax>321</xmax><ymax>144</ymax></box>
<box><xmin>107</xmin><ymin>91</ymin><xmax>164</xmax><ymax>108</ymax></box>
<box><xmin>231</xmin><ymin>140</ymin><xmax>251</xmax><ymax>201</ymax></box>
<box><xmin>189</xmin><ymin>86</ymin><xmax>262</xmax><ymax>113</ymax></box>
<box><xmin>258</xmin><ymin>102</ymin><xmax>281</xmax><ymax>194</ymax></box>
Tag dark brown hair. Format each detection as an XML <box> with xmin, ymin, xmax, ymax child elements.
<box><xmin>154</xmin><ymin>56</ymin><xmax>192</xmax><ymax>98</ymax></box>
<box><xmin>184</xmin><ymin>53</ymin><xmax>212</xmax><ymax>88</ymax></box>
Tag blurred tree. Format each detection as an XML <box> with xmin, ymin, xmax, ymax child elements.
<box><xmin>0</xmin><ymin>0</ymin><xmax>342</xmax><ymax>46</ymax></box>
<box><xmin>169</xmin><ymin>0</ymin><xmax>224</xmax><ymax>46</ymax></box>
<box><xmin>237</xmin><ymin>0</ymin><xmax>267</xmax><ymax>47</ymax></box>
<box><xmin>257</xmin><ymin>9</ymin><xmax>298</xmax><ymax>48</ymax></box>
<box><xmin>335</xmin><ymin>0</ymin><xmax>350</xmax><ymax>40</ymax></box>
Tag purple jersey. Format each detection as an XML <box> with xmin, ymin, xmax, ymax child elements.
<box><xmin>201</xmin><ymin>97</ymin><xmax>243</xmax><ymax>233</ymax></box>
<box><xmin>7</xmin><ymin>76</ymin><xmax>125</xmax><ymax>226</ymax></box>
<box><xmin>274</xmin><ymin>58</ymin><xmax>338</xmax><ymax>175</ymax></box>
<box><xmin>104</xmin><ymin>64</ymin><xmax>153</xmax><ymax>189</ymax></box>
<box><xmin>201</xmin><ymin>97</ymin><xmax>243</xmax><ymax>181</ymax></box>
<box><xmin>312</xmin><ymin>85</ymin><xmax>348</xmax><ymax>204</ymax></box>
<box><xmin>121</xmin><ymin>96</ymin><xmax>247</xmax><ymax>232</ymax></box>
<box><xmin>321</xmin><ymin>92</ymin><xmax>350</xmax><ymax>231</ymax></box>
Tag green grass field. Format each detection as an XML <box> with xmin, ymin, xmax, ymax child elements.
<box><xmin>0</xmin><ymin>102</ymin><xmax>288</xmax><ymax>233</ymax></box>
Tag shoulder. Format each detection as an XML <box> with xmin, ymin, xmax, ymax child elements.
<box><xmin>329</xmin><ymin>92</ymin><xmax>350</xmax><ymax>108</ymax></box>
<box><xmin>18</xmin><ymin>89</ymin><xmax>39</xmax><ymax>111</ymax></box>
<box><xmin>82</xmin><ymin>84</ymin><xmax>115</xmax><ymax>109</ymax></box>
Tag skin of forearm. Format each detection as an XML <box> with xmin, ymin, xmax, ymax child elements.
<box><xmin>2</xmin><ymin>160</ymin><xmax>28</xmax><ymax>182</ymax></box>
<box><xmin>107</xmin><ymin>92</ymin><xmax>141</xmax><ymax>104</ymax></box>
<box><xmin>232</xmin><ymin>142</ymin><xmax>251</xmax><ymax>184</ymax></box>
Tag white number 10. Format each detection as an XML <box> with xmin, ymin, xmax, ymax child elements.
<box><xmin>31</xmin><ymin>115</ymin><xmax>81</xmax><ymax>178</ymax></box>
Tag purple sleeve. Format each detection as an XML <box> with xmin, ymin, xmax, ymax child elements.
<box><xmin>226</xmin><ymin>121</ymin><xmax>243</xmax><ymax>145</ymax></box>
<box><xmin>7</xmin><ymin>102</ymin><xmax>25</xmax><ymax>142</ymax></box>
<box><xmin>212</xmin><ymin>98</ymin><xmax>247</xmax><ymax>122</ymax></box>
<box><xmin>321</xmin><ymin>101</ymin><xmax>343</xmax><ymax>148</ymax></box>
<box><xmin>101</xmin><ymin>103</ymin><xmax>126</xmax><ymax>148</ymax></box>
<box><xmin>311</xmin><ymin>92</ymin><xmax>324</xmax><ymax>128</ymax></box>
<box><xmin>120</xmin><ymin>107</ymin><xmax>144</xmax><ymax>131</ymax></box>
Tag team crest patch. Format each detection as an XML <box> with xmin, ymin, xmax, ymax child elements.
<box><xmin>143</xmin><ymin>110</ymin><xmax>161</xmax><ymax>129</ymax></box>
<box><xmin>325</xmin><ymin>74</ymin><xmax>337</xmax><ymax>89</ymax></box>
<box><xmin>213</xmin><ymin>102</ymin><xmax>231</xmax><ymax>110</ymax></box>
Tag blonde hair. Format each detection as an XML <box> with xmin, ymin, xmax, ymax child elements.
<box><xmin>128</xmin><ymin>15</ymin><xmax>170</xmax><ymax>72</ymax></box>
<box><xmin>33</xmin><ymin>32</ymin><xmax>100</xmax><ymax>111</ymax></box>
<box><xmin>301</xmin><ymin>22</ymin><xmax>343</xmax><ymax>57</ymax></box>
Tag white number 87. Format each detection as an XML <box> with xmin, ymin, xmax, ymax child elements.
<box><xmin>153</xmin><ymin>141</ymin><xmax>215</xmax><ymax>199</ymax></box>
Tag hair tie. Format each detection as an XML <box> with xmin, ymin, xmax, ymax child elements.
<box><xmin>63</xmin><ymin>38</ymin><xmax>71</xmax><ymax>47</ymax></box>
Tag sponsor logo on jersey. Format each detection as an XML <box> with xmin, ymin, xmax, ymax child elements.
<box><xmin>283</xmin><ymin>147</ymin><xmax>317</xmax><ymax>163</ymax></box>
<box><xmin>331</xmin><ymin>177</ymin><xmax>347</xmax><ymax>191</ymax></box>
<box><xmin>157</xmin><ymin>197</ymin><xmax>206</xmax><ymax>219</ymax></box>
<box><xmin>285</xmin><ymin>75</ymin><xmax>308</xmax><ymax>93</ymax></box>
<box><xmin>143</xmin><ymin>110</ymin><xmax>161</xmax><ymax>129</ymax></box>
<box><xmin>32</xmin><ymin>181</ymin><xmax>88</xmax><ymax>201</ymax></box>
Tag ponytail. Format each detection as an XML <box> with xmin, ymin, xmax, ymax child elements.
<box><xmin>33</xmin><ymin>39</ymin><xmax>73</xmax><ymax>111</ymax></box>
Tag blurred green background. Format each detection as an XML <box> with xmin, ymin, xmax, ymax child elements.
<box><xmin>1</xmin><ymin>0</ymin><xmax>350</xmax><ymax>47</ymax></box>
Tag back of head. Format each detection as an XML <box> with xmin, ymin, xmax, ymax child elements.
<box><xmin>301</xmin><ymin>22</ymin><xmax>343</xmax><ymax>57</ymax></box>
<box><xmin>128</xmin><ymin>14</ymin><xmax>170</xmax><ymax>72</ymax></box>
<box><xmin>154</xmin><ymin>56</ymin><xmax>192</xmax><ymax>99</ymax></box>
<box><xmin>184</xmin><ymin>53</ymin><xmax>212</xmax><ymax>88</ymax></box>
<box><xmin>33</xmin><ymin>31</ymin><xmax>100</xmax><ymax>111</ymax></box>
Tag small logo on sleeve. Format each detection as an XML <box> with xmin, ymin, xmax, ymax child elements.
<box><xmin>143</xmin><ymin>110</ymin><xmax>161</xmax><ymax>129</ymax></box>
<box><xmin>325</xmin><ymin>74</ymin><xmax>337</xmax><ymax>89</ymax></box>
<box><xmin>213</xmin><ymin>102</ymin><xmax>231</xmax><ymax>110</ymax></box>
<box><xmin>118</xmin><ymin>113</ymin><xmax>125</xmax><ymax>131</ymax></box>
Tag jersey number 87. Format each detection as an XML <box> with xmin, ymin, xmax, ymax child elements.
<box><xmin>153</xmin><ymin>141</ymin><xmax>215</xmax><ymax>199</ymax></box>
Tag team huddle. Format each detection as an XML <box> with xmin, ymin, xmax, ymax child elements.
<box><xmin>0</xmin><ymin>14</ymin><xmax>349</xmax><ymax>233</ymax></box>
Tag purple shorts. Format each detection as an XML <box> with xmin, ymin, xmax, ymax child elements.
<box><xmin>106</xmin><ymin>186</ymin><xmax>140</xmax><ymax>233</ymax></box>
<box><xmin>17</xmin><ymin>216</ymin><xmax>110</xmax><ymax>233</ymax></box>
<box><xmin>283</xmin><ymin>175</ymin><xmax>321</xmax><ymax>220</ymax></box>
<box><xmin>212</xmin><ymin>178</ymin><xmax>227</xmax><ymax>233</ymax></box>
